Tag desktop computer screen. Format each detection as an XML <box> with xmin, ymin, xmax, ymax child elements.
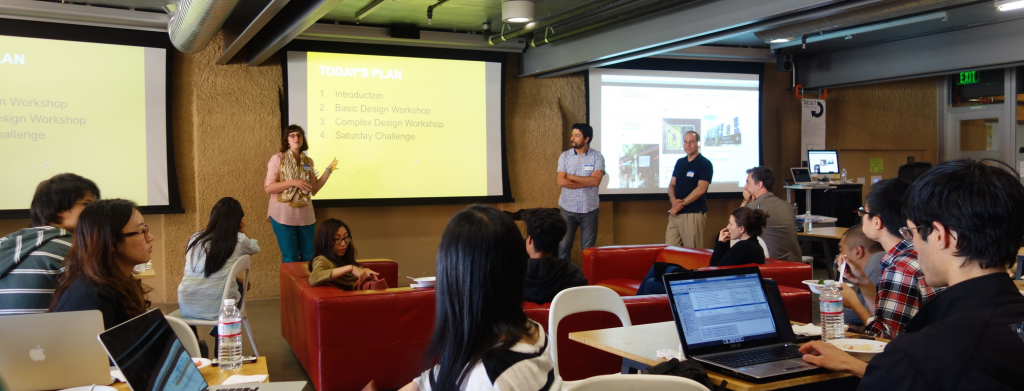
<box><xmin>807</xmin><ymin>150</ymin><xmax>839</xmax><ymax>174</ymax></box>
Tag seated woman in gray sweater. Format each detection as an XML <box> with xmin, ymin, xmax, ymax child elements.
<box><xmin>710</xmin><ymin>207</ymin><xmax>769</xmax><ymax>267</ymax></box>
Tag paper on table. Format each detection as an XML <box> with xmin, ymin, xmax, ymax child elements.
<box><xmin>793</xmin><ymin>323</ymin><xmax>848</xmax><ymax>336</ymax></box>
<box><xmin>222</xmin><ymin>375</ymin><xmax>268</xmax><ymax>385</ymax></box>
<box><xmin>656</xmin><ymin>343</ymin><xmax>685</xmax><ymax>361</ymax></box>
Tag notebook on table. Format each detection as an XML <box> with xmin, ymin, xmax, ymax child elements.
<box><xmin>662</xmin><ymin>267</ymin><xmax>820</xmax><ymax>382</ymax></box>
<box><xmin>0</xmin><ymin>310</ymin><xmax>111</xmax><ymax>391</ymax></box>
<box><xmin>98</xmin><ymin>309</ymin><xmax>305</xmax><ymax>391</ymax></box>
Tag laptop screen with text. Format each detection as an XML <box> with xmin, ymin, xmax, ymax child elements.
<box><xmin>668</xmin><ymin>273</ymin><xmax>778</xmax><ymax>350</ymax></box>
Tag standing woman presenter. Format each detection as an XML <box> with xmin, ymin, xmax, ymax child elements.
<box><xmin>264</xmin><ymin>125</ymin><xmax>337</xmax><ymax>263</ymax></box>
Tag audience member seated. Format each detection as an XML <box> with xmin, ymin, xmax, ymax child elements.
<box><xmin>522</xmin><ymin>208</ymin><xmax>587</xmax><ymax>304</ymax></box>
<box><xmin>741</xmin><ymin>166</ymin><xmax>802</xmax><ymax>263</ymax></box>
<box><xmin>307</xmin><ymin>218</ymin><xmax>379</xmax><ymax>290</ymax></box>
<box><xmin>178</xmin><ymin>197</ymin><xmax>259</xmax><ymax>321</ymax></box>
<box><xmin>710</xmin><ymin>207</ymin><xmax>768</xmax><ymax>267</ymax></box>
<box><xmin>835</xmin><ymin>223</ymin><xmax>884</xmax><ymax>330</ymax></box>
<box><xmin>800</xmin><ymin>159</ymin><xmax>1024</xmax><ymax>390</ymax></box>
<box><xmin>897</xmin><ymin>161</ymin><xmax>932</xmax><ymax>183</ymax></box>
<box><xmin>401</xmin><ymin>205</ymin><xmax>561</xmax><ymax>391</ymax></box>
<box><xmin>50</xmin><ymin>199</ymin><xmax>152</xmax><ymax>329</ymax></box>
<box><xmin>0</xmin><ymin>173</ymin><xmax>99</xmax><ymax>315</ymax></box>
<box><xmin>854</xmin><ymin>179</ymin><xmax>939</xmax><ymax>339</ymax></box>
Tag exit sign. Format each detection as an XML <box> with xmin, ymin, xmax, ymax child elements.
<box><xmin>957</xmin><ymin>71</ymin><xmax>979</xmax><ymax>85</ymax></box>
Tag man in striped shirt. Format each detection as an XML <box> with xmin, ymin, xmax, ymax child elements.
<box><xmin>556</xmin><ymin>123</ymin><xmax>605</xmax><ymax>261</ymax></box>
<box><xmin>0</xmin><ymin>173</ymin><xmax>99</xmax><ymax>315</ymax></box>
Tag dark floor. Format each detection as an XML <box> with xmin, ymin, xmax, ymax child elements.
<box><xmin>154</xmin><ymin>299</ymin><xmax>316</xmax><ymax>391</ymax></box>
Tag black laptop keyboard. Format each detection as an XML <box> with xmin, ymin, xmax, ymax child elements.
<box><xmin>703</xmin><ymin>345</ymin><xmax>804</xmax><ymax>368</ymax></box>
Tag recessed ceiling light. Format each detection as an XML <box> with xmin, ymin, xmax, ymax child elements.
<box><xmin>767</xmin><ymin>38</ymin><xmax>792</xmax><ymax>43</ymax></box>
<box><xmin>502</xmin><ymin>1</ymin><xmax>535</xmax><ymax>23</ymax></box>
<box><xmin>996</xmin><ymin>0</ymin><xmax>1024</xmax><ymax>11</ymax></box>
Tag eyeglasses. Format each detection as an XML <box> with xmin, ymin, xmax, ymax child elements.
<box><xmin>899</xmin><ymin>225</ymin><xmax>925</xmax><ymax>241</ymax></box>
<box><xmin>856</xmin><ymin>206</ymin><xmax>873</xmax><ymax>217</ymax></box>
<box><xmin>333</xmin><ymin>236</ymin><xmax>352</xmax><ymax>245</ymax></box>
<box><xmin>123</xmin><ymin>225</ymin><xmax>150</xmax><ymax>238</ymax></box>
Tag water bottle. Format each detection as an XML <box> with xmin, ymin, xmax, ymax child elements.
<box><xmin>217</xmin><ymin>299</ymin><xmax>243</xmax><ymax>371</ymax></box>
<box><xmin>792</xmin><ymin>203</ymin><xmax>799</xmax><ymax>216</ymax></box>
<box><xmin>803</xmin><ymin>211</ymin><xmax>812</xmax><ymax>233</ymax></box>
<box><xmin>840</xmin><ymin>168</ymin><xmax>848</xmax><ymax>184</ymax></box>
<box><xmin>819</xmin><ymin>281</ymin><xmax>845</xmax><ymax>342</ymax></box>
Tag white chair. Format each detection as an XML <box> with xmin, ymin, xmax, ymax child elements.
<box><xmin>165</xmin><ymin>315</ymin><xmax>202</xmax><ymax>358</ymax></box>
<box><xmin>549</xmin><ymin>286</ymin><xmax>632</xmax><ymax>390</ymax></box>
<box><xmin>168</xmin><ymin>255</ymin><xmax>259</xmax><ymax>356</ymax></box>
<box><xmin>568</xmin><ymin>374</ymin><xmax>710</xmax><ymax>391</ymax></box>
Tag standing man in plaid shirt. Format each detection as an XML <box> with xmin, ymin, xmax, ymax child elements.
<box><xmin>840</xmin><ymin>178</ymin><xmax>941</xmax><ymax>339</ymax></box>
<box><xmin>556</xmin><ymin>123</ymin><xmax>605</xmax><ymax>261</ymax></box>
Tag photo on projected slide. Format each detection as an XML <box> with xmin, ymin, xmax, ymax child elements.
<box><xmin>589</xmin><ymin>67</ymin><xmax>761</xmax><ymax>196</ymax></box>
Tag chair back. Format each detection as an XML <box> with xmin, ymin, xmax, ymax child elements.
<box><xmin>224</xmin><ymin>255</ymin><xmax>251</xmax><ymax>316</ymax></box>
<box><xmin>568</xmin><ymin>374</ymin><xmax>710</xmax><ymax>391</ymax></box>
<box><xmin>549</xmin><ymin>286</ymin><xmax>632</xmax><ymax>380</ymax></box>
<box><xmin>165</xmin><ymin>315</ymin><xmax>201</xmax><ymax>358</ymax></box>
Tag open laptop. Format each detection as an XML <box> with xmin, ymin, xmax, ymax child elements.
<box><xmin>790</xmin><ymin>167</ymin><xmax>825</xmax><ymax>187</ymax></box>
<box><xmin>99</xmin><ymin>309</ymin><xmax>305</xmax><ymax>391</ymax></box>
<box><xmin>662</xmin><ymin>267</ymin><xmax>820</xmax><ymax>382</ymax></box>
<box><xmin>0</xmin><ymin>311</ymin><xmax>112</xmax><ymax>391</ymax></box>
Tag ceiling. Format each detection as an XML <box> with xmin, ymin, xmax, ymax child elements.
<box><xmin>320</xmin><ymin>0</ymin><xmax>595</xmax><ymax>32</ymax></box>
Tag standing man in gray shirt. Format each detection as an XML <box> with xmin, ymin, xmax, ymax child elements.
<box><xmin>741</xmin><ymin>166</ymin><xmax>802</xmax><ymax>263</ymax></box>
<box><xmin>556</xmin><ymin>123</ymin><xmax>605</xmax><ymax>260</ymax></box>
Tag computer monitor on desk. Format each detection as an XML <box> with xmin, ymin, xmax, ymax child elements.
<box><xmin>807</xmin><ymin>150</ymin><xmax>839</xmax><ymax>174</ymax></box>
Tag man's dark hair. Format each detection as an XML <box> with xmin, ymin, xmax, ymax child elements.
<box><xmin>865</xmin><ymin>178</ymin><xmax>911</xmax><ymax>238</ymax></box>
<box><xmin>522</xmin><ymin>208</ymin><xmax>567</xmax><ymax>255</ymax></box>
<box><xmin>904</xmin><ymin>159</ymin><xmax>1024</xmax><ymax>269</ymax></box>
<box><xmin>572</xmin><ymin>123</ymin><xmax>593</xmax><ymax>145</ymax></box>
<box><xmin>746</xmin><ymin>166</ymin><xmax>775</xmax><ymax>192</ymax></box>
<box><xmin>898</xmin><ymin>162</ymin><xmax>933</xmax><ymax>183</ymax></box>
<box><xmin>30</xmin><ymin>173</ymin><xmax>100</xmax><ymax>228</ymax></box>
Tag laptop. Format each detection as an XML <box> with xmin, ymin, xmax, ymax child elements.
<box><xmin>790</xmin><ymin>167</ymin><xmax>826</xmax><ymax>187</ymax></box>
<box><xmin>99</xmin><ymin>309</ymin><xmax>305</xmax><ymax>391</ymax></box>
<box><xmin>662</xmin><ymin>267</ymin><xmax>820</xmax><ymax>382</ymax></box>
<box><xmin>0</xmin><ymin>311</ymin><xmax>112</xmax><ymax>391</ymax></box>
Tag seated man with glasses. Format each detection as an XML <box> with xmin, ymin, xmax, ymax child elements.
<box><xmin>845</xmin><ymin>179</ymin><xmax>940</xmax><ymax>339</ymax></box>
<box><xmin>800</xmin><ymin>159</ymin><xmax>1024</xmax><ymax>390</ymax></box>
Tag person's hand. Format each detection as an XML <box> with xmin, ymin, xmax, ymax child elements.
<box><xmin>328</xmin><ymin>157</ymin><xmax>339</xmax><ymax>172</ymax></box>
<box><xmin>352</xmin><ymin>266</ymin><xmax>381</xmax><ymax>286</ymax></box>
<box><xmin>799</xmin><ymin>341</ymin><xmax>868</xmax><ymax>377</ymax></box>
<box><xmin>839</xmin><ymin>281</ymin><xmax>861</xmax><ymax>308</ymax></box>
<box><xmin>843</xmin><ymin>258</ymin><xmax>869</xmax><ymax>287</ymax></box>
<box><xmin>289</xmin><ymin>179</ymin><xmax>312</xmax><ymax>192</ymax></box>
<box><xmin>743</xmin><ymin>190</ymin><xmax>754</xmax><ymax>202</ymax></box>
<box><xmin>718</xmin><ymin>227</ymin><xmax>731</xmax><ymax>242</ymax></box>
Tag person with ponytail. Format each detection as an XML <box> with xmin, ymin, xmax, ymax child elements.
<box><xmin>710</xmin><ymin>207</ymin><xmax>769</xmax><ymax>267</ymax></box>
<box><xmin>177</xmin><ymin>197</ymin><xmax>260</xmax><ymax>320</ymax></box>
<box><xmin>50</xmin><ymin>199</ymin><xmax>152</xmax><ymax>329</ymax></box>
<box><xmin>307</xmin><ymin>218</ymin><xmax>378</xmax><ymax>290</ymax></box>
<box><xmin>400</xmin><ymin>205</ymin><xmax>561</xmax><ymax>391</ymax></box>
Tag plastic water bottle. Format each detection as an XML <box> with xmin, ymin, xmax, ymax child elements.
<box><xmin>217</xmin><ymin>299</ymin><xmax>243</xmax><ymax>371</ymax></box>
<box><xmin>819</xmin><ymin>281</ymin><xmax>845</xmax><ymax>342</ymax></box>
<box><xmin>803</xmin><ymin>211</ymin><xmax>812</xmax><ymax>233</ymax></box>
<box><xmin>840</xmin><ymin>168</ymin><xmax>848</xmax><ymax>184</ymax></box>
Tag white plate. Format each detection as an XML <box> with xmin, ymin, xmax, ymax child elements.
<box><xmin>802</xmin><ymin>280</ymin><xmax>854</xmax><ymax>294</ymax></box>
<box><xmin>192</xmin><ymin>357</ymin><xmax>212</xmax><ymax>369</ymax></box>
<box><xmin>60</xmin><ymin>386</ymin><xmax>117</xmax><ymax>391</ymax></box>
<box><xmin>826</xmin><ymin>338</ymin><xmax>887</xmax><ymax>362</ymax></box>
<box><xmin>413</xmin><ymin>277</ymin><xmax>436</xmax><ymax>287</ymax></box>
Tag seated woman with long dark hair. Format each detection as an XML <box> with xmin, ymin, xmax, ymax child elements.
<box><xmin>50</xmin><ymin>199</ymin><xmax>152</xmax><ymax>329</ymax></box>
<box><xmin>400</xmin><ymin>205</ymin><xmax>562</xmax><ymax>391</ymax></box>
<box><xmin>177</xmin><ymin>197</ymin><xmax>260</xmax><ymax>320</ymax></box>
<box><xmin>307</xmin><ymin>218</ymin><xmax>378</xmax><ymax>289</ymax></box>
<box><xmin>710</xmin><ymin>207</ymin><xmax>769</xmax><ymax>267</ymax></box>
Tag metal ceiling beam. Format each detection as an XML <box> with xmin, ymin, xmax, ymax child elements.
<box><xmin>520</xmin><ymin>0</ymin><xmax>882</xmax><ymax>77</ymax></box>
<box><xmin>355</xmin><ymin>0</ymin><xmax>388</xmax><ymax>23</ymax></box>
<box><xmin>795</xmin><ymin>17</ymin><xmax>1024</xmax><ymax>89</ymax></box>
<box><xmin>244</xmin><ymin>0</ymin><xmax>346</xmax><ymax>66</ymax></box>
<box><xmin>0</xmin><ymin>0</ymin><xmax>168</xmax><ymax>32</ymax></box>
<box><xmin>651</xmin><ymin>46</ymin><xmax>775</xmax><ymax>63</ymax></box>
<box><xmin>299</xmin><ymin>24</ymin><xmax>525</xmax><ymax>52</ymax></box>
<box><xmin>216</xmin><ymin>0</ymin><xmax>291</xmax><ymax>64</ymax></box>
<box><xmin>769</xmin><ymin>11</ymin><xmax>948</xmax><ymax>50</ymax></box>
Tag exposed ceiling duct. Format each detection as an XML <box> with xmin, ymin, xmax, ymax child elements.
<box><xmin>168</xmin><ymin>0</ymin><xmax>242</xmax><ymax>54</ymax></box>
<box><xmin>755</xmin><ymin>0</ymin><xmax>980</xmax><ymax>43</ymax></box>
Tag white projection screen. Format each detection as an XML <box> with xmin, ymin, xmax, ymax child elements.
<box><xmin>589</xmin><ymin>61</ymin><xmax>763</xmax><ymax>200</ymax></box>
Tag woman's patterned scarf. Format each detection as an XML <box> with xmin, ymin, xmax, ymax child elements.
<box><xmin>277</xmin><ymin>151</ymin><xmax>312</xmax><ymax>207</ymax></box>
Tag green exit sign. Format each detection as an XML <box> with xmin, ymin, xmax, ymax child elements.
<box><xmin>957</xmin><ymin>71</ymin><xmax>979</xmax><ymax>85</ymax></box>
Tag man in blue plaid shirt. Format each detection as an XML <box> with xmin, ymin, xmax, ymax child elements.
<box><xmin>556</xmin><ymin>123</ymin><xmax>605</xmax><ymax>260</ymax></box>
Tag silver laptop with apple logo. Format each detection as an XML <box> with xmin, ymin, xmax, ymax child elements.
<box><xmin>0</xmin><ymin>310</ymin><xmax>111</xmax><ymax>391</ymax></box>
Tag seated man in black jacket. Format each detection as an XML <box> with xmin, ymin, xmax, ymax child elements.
<box><xmin>522</xmin><ymin>208</ymin><xmax>588</xmax><ymax>304</ymax></box>
<box><xmin>710</xmin><ymin>207</ymin><xmax>769</xmax><ymax>267</ymax></box>
<box><xmin>799</xmin><ymin>159</ymin><xmax>1024</xmax><ymax>391</ymax></box>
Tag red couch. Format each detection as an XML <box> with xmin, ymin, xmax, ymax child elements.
<box><xmin>582</xmin><ymin>245</ymin><xmax>812</xmax><ymax>323</ymax></box>
<box><xmin>280</xmin><ymin>261</ymin><xmax>435</xmax><ymax>391</ymax></box>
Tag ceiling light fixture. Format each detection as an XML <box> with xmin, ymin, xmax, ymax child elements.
<box><xmin>767</xmin><ymin>37</ymin><xmax>792</xmax><ymax>43</ymax></box>
<box><xmin>502</xmin><ymin>1</ymin><xmax>535</xmax><ymax>24</ymax></box>
<box><xmin>996</xmin><ymin>0</ymin><xmax>1024</xmax><ymax>11</ymax></box>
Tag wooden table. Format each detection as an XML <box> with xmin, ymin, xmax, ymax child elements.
<box><xmin>132</xmin><ymin>267</ymin><xmax>155</xmax><ymax>279</ymax></box>
<box><xmin>798</xmin><ymin>227</ymin><xmax>847</xmax><ymax>279</ymax></box>
<box><xmin>569</xmin><ymin>322</ymin><xmax>873</xmax><ymax>391</ymax></box>
<box><xmin>111</xmin><ymin>357</ymin><xmax>269</xmax><ymax>391</ymax></box>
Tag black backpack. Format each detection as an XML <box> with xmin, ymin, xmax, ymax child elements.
<box><xmin>644</xmin><ymin>358</ymin><xmax>728</xmax><ymax>391</ymax></box>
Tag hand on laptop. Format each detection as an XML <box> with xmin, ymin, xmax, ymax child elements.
<box><xmin>799</xmin><ymin>341</ymin><xmax>868</xmax><ymax>377</ymax></box>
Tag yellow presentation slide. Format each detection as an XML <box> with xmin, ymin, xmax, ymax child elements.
<box><xmin>0</xmin><ymin>35</ymin><xmax>149</xmax><ymax>210</ymax></box>
<box><xmin>304</xmin><ymin>52</ymin><xmax>489</xmax><ymax>199</ymax></box>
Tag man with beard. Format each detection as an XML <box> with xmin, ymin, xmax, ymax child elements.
<box><xmin>556</xmin><ymin>123</ymin><xmax>606</xmax><ymax>260</ymax></box>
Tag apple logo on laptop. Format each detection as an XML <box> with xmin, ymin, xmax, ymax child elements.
<box><xmin>29</xmin><ymin>345</ymin><xmax>45</xmax><ymax>361</ymax></box>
